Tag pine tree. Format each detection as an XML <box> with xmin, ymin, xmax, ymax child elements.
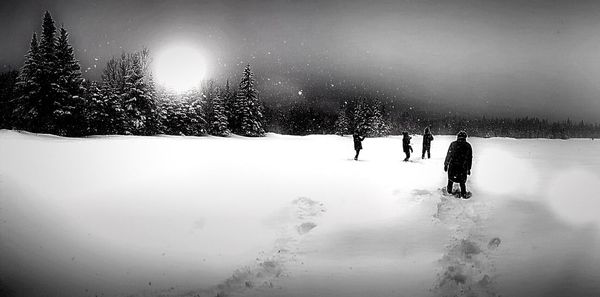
<box><xmin>157</xmin><ymin>90</ymin><xmax>206</xmax><ymax>136</ymax></box>
<box><xmin>14</xmin><ymin>33</ymin><xmax>42</xmax><ymax>131</ymax></box>
<box><xmin>366</xmin><ymin>99</ymin><xmax>389</xmax><ymax>137</ymax></box>
<box><xmin>201</xmin><ymin>80</ymin><xmax>216</xmax><ymax>130</ymax></box>
<box><xmin>99</xmin><ymin>61</ymin><xmax>127</xmax><ymax>134</ymax></box>
<box><xmin>122</xmin><ymin>55</ymin><xmax>156</xmax><ymax>135</ymax></box>
<box><xmin>84</xmin><ymin>81</ymin><xmax>108</xmax><ymax>134</ymax></box>
<box><xmin>136</xmin><ymin>48</ymin><xmax>161</xmax><ymax>134</ymax></box>
<box><xmin>96</xmin><ymin>50</ymin><xmax>161</xmax><ymax>135</ymax></box>
<box><xmin>56</xmin><ymin>27</ymin><xmax>84</xmax><ymax>96</ymax></box>
<box><xmin>352</xmin><ymin>98</ymin><xmax>369</xmax><ymax>134</ymax></box>
<box><xmin>222</xmin><ymin>79</ymin><xmax>234</xmax><ymax>129</ymax></box>
<box><xmin>334</xmin><ymin>103</ymin><xmax>350</xmax><ymax>136</ymax></box>
<box><xmin>15</xmin><ymin>11</ymin><xmax>84</xmax><ymax>135</ymax></box>
<box><xmin>158</xmin><ymin>96</ymin><xmax>187</xmax><ymax>135</ymax></box>
<box><xmin>54</xmin><ymin>26</ymin><xmax>86</xmax><ymax>136</ymax></box>
<box><xmin>208</xmin><ymin>92</ymin><xmax>230</xmax><ymax>136</ymax></box>
<box><xmin>186</xmin><ymin>94</ymin><xmax>207</xmax><ymax>136</ymax></box>
<box><xmin>0</xmin><ymin>70</ymin><xmax>19</xmax><ymax>129</ymax></box>
<box><xmin>232</xmin><ymin>64</ymin><xmax>265</xmax><ymax>136</ymax></box>
<box><xmin>37</xmin><ymin>11</ymin><xmax>62</xmax><ymax>133</ymax></box>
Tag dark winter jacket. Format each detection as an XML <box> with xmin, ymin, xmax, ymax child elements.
<box><xmin>402</xmin><ymin>135</ymin><xmax>412</xmax><ymax>153</ymax></box>
<box><xmin>423</xmin><ymin>132</ymin><xmax>434</xmax><ymax>148</ymax></box>
<box><xmin>353</xmin><ymin>134</ymin><xmax>365</xmax><ymax>150</ymax></box>
<box><xmin>444</xmin><ymin>138</ymin><xmax>473</xmax><ymax>183</ymax></box>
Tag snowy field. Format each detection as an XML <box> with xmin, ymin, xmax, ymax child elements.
<box><xmin>1</xmin><ymin>130</ymin><xmax>600</xmax><ymax>297</ymax></box>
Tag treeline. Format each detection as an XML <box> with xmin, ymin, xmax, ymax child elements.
<box><xmin>381</xmin><ymin>111</ymin><xmax>600</xmax><ymax>139</ymax></box>
<box><xmin>2</xmin><ymin>11</ymin><xmax>600</xmax><ymax>139</ymax></box>
<box><xmin>332</xmin><ymin>98</ymin><xmax>390</xmax><ymax>137</ymax></box>
<box><xmin>261</xmin><ymin>98</ymin><xmax>600</xmax><ymax>139</ymax></box>
<box><xmin>425</xmin><ymin>116</ymin><xmax>600</xmax><ymax>139</ymax></box>
<box><xmin>262</xmin><ymin>97</ymin><xmax>390</xmax><ymax>137</ymax></box>
<box><xmin>0</xmin><ymin>12</ymin><xmax>265</xmax><ymax>137</ymax></box>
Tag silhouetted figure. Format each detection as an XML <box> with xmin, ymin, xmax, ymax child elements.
<box><xmin>353</xmin><ymin>131</ymin><xmax>366</xmax><ymax>160</ymax></box>
<box><xmin>444</xmin><ymin>131</ymin><xmax>473</xmax><ymax>198</ymax></box>
<box><xmin>402</xmin><ymin>131</ymin><xmax>413</xmax><ymax>161</ymax></box>
<box><xmin>422</xmin><ymin>127</ymin><xmax>434</xmax><ymax>159</ymax></box>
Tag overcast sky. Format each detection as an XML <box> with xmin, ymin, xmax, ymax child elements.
<box><xmin>1</xmin><ymin>0</ymin><xmax>600</xmax><ymax>120</ymax></box>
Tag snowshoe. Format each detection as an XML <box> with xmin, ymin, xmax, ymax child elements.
<box><xmin>459</xmin><ymin>192</ymin><xmax>472</xmax><ymax>199</ymax></box>
<box><xmin>441</xmin><ymin>188</ymin><xmax>454</xmax><ymax>196</ymax></box>
<box><xmin>441</xmin><ymin>187</ymin><xmax>472</xmax><ymax>199</ymax></box>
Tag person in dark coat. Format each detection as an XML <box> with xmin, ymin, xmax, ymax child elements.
<box><xmin>422</xmin><ymin>127</ymin><xmax>434</xmax><ymax>159</ymax></box>
<box><xmin>353</xmin><ymin>131</ymin><xmax>366</xmax><ymax>160</ymax></box>
<box><xmin>402</xmin><ymin>131</ymin><xmax>413</xmax><ymax>161</ymax></box>
<box><xmin>444</xmin><ymin>131</ymin><xmax>473</xmax><ymax>198</ymax></box>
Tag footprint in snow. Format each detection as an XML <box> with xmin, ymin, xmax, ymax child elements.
<box><xmin>180</xmin><ymin>197</ymin><xmax>326</xmax><ymax>297</ymax></box>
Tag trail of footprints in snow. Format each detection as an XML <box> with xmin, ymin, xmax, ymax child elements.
<box><xmin>430</xmin><ymin>188</ymin><xmax>502</xmax><ymax>297</ymax></box>
<box><xmin>183</xmin><ymin>197</ymin><xmax>326</xmax><ymax>297</ymax></box>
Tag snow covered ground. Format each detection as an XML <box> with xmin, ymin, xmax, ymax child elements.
<box><xmin>1</xmin><ymin>130</ymin><xmax>599</xmax><ymax>297</ymax></box>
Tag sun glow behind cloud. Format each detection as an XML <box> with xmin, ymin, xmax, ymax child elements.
<box><xmin>153</xmin><ymin>43</ymin><xmax>208</xmax><ymax>93</ymax></box>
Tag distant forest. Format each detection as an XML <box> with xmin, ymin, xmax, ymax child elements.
<box><xmin>1</xmin><ymin>12</ymin><xmax>599</xmax><ymax>139</ymax></box>
<box><xmin>261</xmin><ymin>96</ymin><xmax>600</xmax><ymax>139</ymax></box>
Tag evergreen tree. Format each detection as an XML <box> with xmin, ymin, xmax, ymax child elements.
<box><xmin>14</xmin><ymin>11</ymin><xmax>87</xmax><ymax>136</ymax></box>
<box><xmin>352</xmin><ymin>98</ymin><xmax>369</xmax><ymax>134</ymax></box>
<box><xmin>201</xmin><ymin>80</ymin><xmax>217</xmax><ymax>131</ymax></box>
<box><xmin>0</xmin><ymin>70</ymin><xmax>19</xmax><ymax>129</ymax></box>
<box><xmin>98</xmin><ymin>61</ymin><xmax>127</xmax><ymax>134</ymax></box>
<box><xmin>334</xmin><ymin>104</ymin><xmax>350</xmax><ymax>136</ymax></box>
<box><xmin>97</xmin><ymin>50</ymin><xmax>160</xmax><ymax>135</ymax></box>
<box><xmin>222</xmin><ymin>79</ymin><xmax>234</xmax><ymax>128</ymax></box>
<box><xmin>37</xmin><ymin>11</ymin><xmax>62</xmax><ymax>133</ymax></box>
<box><xmin>103</xmin><ymin>84</ymin><xmax>127</xmax><ymax>134</ymax></box>
<box><xmin>158</xmin><ymin>96</ymin><xmax>187</xmax><ymax>135</ymax></box>
<box><xmin>122</xmin><ymin>55</ymin><xmax>157</xmax><ymax>135</ymax></box>
<box><xmin>56</xmin><ymin>27</ymin><xmax>84</xmax><ymax>97</ymax></box>
<box><xmin>366</xmin><ymin>99</ymin><xmax>389</xmax><ymax>137</ymax></box>
<box><xmin>135</xmin><ymin>48</ymin><xmax>160</xmax><ymax>134</ymax></box>
<box><xmin>84</xmin><ymin>81</ymin><xmax>109</xmax><ymax>134</ymax></box>
<box><xmin>14</xmin><ymin>33</ymin><xmax>41</xmax><ymax>131</ymax></box>
<box><xmin>208</xmin><ymin>92</ymin><xmax>230</xmax><ymax>136</ymax></box>
<box><xmin>186</xmin><ymin>94</ymin><xmax>207</xmax><ymax>136</ymax></box>
<box><xmin>157</xmin><ymin>90</ymin><xmax>206</xmax><ymax>136</ymax></box>
<box><xmin>232</xmin><ymin>64</ymin><xmax>265</xmax><ymax>136</ymax></box>
<box><xmin>84</xmin><ymin>81</ymin><xmax>125</xmax><ymax>135</ymax></box>
<box><xmin>54</xmin><ymin>26</ymin><xmax>86</xmax><ymax>136</ymax></box>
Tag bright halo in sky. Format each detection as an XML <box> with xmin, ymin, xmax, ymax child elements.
<box><xmin>153</xmin><ymin>44</ymin><xmax>207</xmax><ymax>93</ymax></box>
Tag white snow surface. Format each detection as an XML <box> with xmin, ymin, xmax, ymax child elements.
<box><xmin>1</xmin><ymin>130</ymin><xmax>600</xmax><ymax>297</ymax></box>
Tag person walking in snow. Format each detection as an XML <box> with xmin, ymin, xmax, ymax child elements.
<box><xmin>402</xmin><ymin>131</ymin><xmax>413</xmax><ymax>161</ymax></box>
<box><xmin>353</xmin><ymin>130</ymin><xmax>366</xmax><ymax>160</ymax></box>
<box><xmin>444</xmin><ymin>130</ymin><xmax>473</xmax><ymax>198</ymax></box>
<box><xmin>422</xmin><ymin>127</ymin><xmax>434</xmax><ymax>159</ymax></box>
